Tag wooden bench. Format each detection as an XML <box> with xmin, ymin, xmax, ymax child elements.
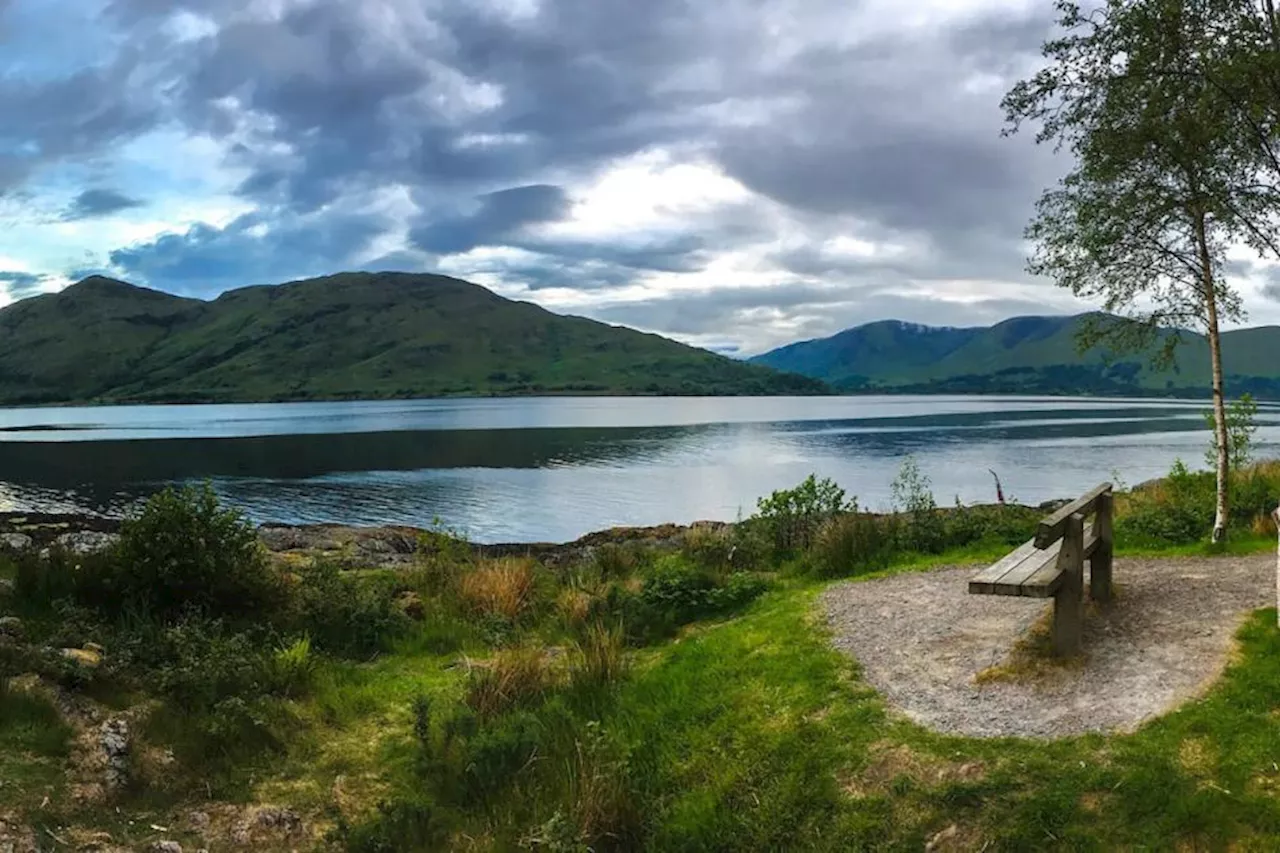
<box><xmin>968</xmin><ymin>483</ymin><xmax>1115</xmax><ymax>656</ymax></box>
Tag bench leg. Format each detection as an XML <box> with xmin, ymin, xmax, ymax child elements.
<box><xmin>1052</xmin><ymin>513</ymin><xmax>1086</xmax><ymax>656</ymax></box>
<box><xmin>1052</xmin><ymin>561</ymin><xmax>1084</xmax><ymax>656</ymax></box>
<box><xmin>1090</xmin><ymin>492</ymin><xmax>1114</xmax><ymax>604</ymax></box>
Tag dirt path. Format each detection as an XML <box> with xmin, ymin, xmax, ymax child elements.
<box><xmin>821</xmin><ymin>553</ymin><xmax>1274</xmax><ymax>739</ymax></box>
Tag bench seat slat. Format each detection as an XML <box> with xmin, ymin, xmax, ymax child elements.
<box><xmin>987</xmin><ymin>543</ymin><xmax>1062</xmax><ymax>596</ymax></box>
<box><xmin>967</xmin><ymin>538</ymin><xmax>1039</xmax><ymax>594</ymax></box>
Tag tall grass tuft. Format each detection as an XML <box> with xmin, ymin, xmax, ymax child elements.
<box><xmin>572</xmin><ymin>621</ymin><xmax>628</xmax><ymax>688</ymax></box>
<box><xmin>459</xmin><ymin>557</ymin><xmax>537</xmax><ymax>621</ymax></box>
<box><xmin>465</xmin><ymin>646</ymin><xmax>554</xmax><ymax>718</ymax></box>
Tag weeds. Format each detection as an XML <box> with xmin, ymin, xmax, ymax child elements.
<box><xmin>465</xmin><ymin>646</ymin><xmax>555</xmax><ymax>718</ymax></box>
<box><xmin>459</xmin><ymin>558</ymin><xmax>537</xmax><ymax>622</ymax></box>
<box><xmin>572</xmin><ymin>621</ymin><xmax>628</xmax><ymax>688</ymax></box>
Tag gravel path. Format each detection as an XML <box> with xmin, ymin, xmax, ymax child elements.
<box><xmin>821</xmin><ymin>554</ymin><xmax>1274</xmax><ymax>738</ymax></box>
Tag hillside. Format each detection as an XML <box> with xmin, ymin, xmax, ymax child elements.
<box><xmin>0</xmin><ymin>272</ymin><xmax>826</xmax><ymax>404</ymax></box>
<box><xmin>751</xmin><ymin>313</ymin><xmax>1280</xmax><ymax>397</ymax></box>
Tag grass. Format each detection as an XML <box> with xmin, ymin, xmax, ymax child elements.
<box><xmin>7</xmin><ymin>467</ymin><xmax>1280</xmax><ymax>849</ymax></box>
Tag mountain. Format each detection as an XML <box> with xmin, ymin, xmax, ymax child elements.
<box><xmin>750</xmin><ymin>313</ymin><xmax>1280</xmax><ymax>397</ymax></box>
<box><xmin>0</xmin><ymin>272</ymin><xmax>827</xmax><ymax>404</ymax></box>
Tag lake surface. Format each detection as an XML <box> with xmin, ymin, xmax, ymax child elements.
<box><xmin>0</xmin><ymin>395</ymin><xmax>1275</xmax><ymax>543</ymax></box>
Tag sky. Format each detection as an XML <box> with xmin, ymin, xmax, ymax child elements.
<box><xmin>3</xmin><ymin>0</ymin><xmax>1280</xmax><ymax>356</ymax></box>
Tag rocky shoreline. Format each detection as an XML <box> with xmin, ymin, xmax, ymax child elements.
<box><xmin>0</xmin><ymin>511</ymin><xmax>731</xmax><ymax>569</ymax></box>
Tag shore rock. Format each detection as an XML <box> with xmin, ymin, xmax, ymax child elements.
<box><xmin>0</xmin><ymin>533</ymin><xmax>32</xmax><ymax>552</ymax></box>
<box><xmin>54</xmin><ymin>531</ymin><xmax>119</xmax><ymax>555</ymax></box>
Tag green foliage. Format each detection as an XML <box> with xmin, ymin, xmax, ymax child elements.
<box><xmin>111</xmin><ymin>483</ymin><xmax>284</xmax><ymax>622</ymax></box>
<box><xmin>266</xmin><ymin>636</ymin><xmax>317</xmax><ymax>699</ymax></box>
<box><xmin>1205</xmin><ymin>393</ymin><xmax>1259</xmax><ymax>471</ymax></box>
<box><xmin>288</xmin><ymin>561</ymin><xmax>409</xmax><ymax>658</ymax></box>
<box><xmin>753</xmin><ymin>475</ymin><xmax>852</xmax><ymax>555</ymax></box>
<box><xmin>1118</xmin><ymin>459</ymin><xmax>1218</xmax><ymax>545</ymax></box>
<box><xmin>809</xmin><ymin>513</ymin><xmax>900</xmax><ymax>579</ymax></box>
<box><xmin>0</xmin><ymin>681</ymin><xmax>72</xmax><ymax>758</ymax></box>
<box><xmin>890</xmin><ymin>456</ymin><xmax>945</xmax><ymax>553</ymax></box>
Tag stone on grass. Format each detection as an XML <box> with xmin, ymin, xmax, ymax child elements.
<box><xmin>100</xmin><ymin>718</ymin><xmax>130</xmax><ymax>790</ymax></box>
<box><xmin>149</xmin><ymin>842</ymin><xmax>182</xmax><ymax>853</ymax></box>
<box><xmin>61</xmin><ymin>647</ymin><xmax>102</xmax><ymax>668</ymax></box>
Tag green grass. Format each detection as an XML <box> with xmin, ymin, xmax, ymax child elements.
<box><xmin>6</xmin><ymin>471</ymin><xmax>1280</xmax><ymax>849</ymax></box>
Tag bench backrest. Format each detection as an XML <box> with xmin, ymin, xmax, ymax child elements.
<box><xmin>1034</xmin><ymin>482</ymin><xmax>1113</xmax><ymax>549</ymax></box>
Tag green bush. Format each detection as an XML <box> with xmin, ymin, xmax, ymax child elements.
<box><xmin>890</xmin><ymin>457</ymin><xmax>946</xmax><ymax>553</ymax></box>
<box><xmin>110</xmin><ymin>483</ymin><xmax>285</xmax><ymax>622</ymax></box>
<box><xmin>1116</xmin><ymin>459</ymin><xmax>1215</xmax><ymax>545</ymax></box>
<box><xmin>615</xmin><ymin>556</ymin><xmax>770</xmax><ymax>643</ymax></box>
<box><xmin>809</xmin><ymin>513</ymin><xmax>898</xmax><ymax>579</ymax></box>
<box><xmin>289</xmin><ymin>561</ymin><xmax>409</xmax><ymax>658</ymax></box>
<box><xmin>941</xmin><ymin>503</ymin><xmax>1038</xmax><ymax>549</ymax></box>
<box><xmin>752</xmin><ymin>475</ymin><xmax>852</xmax><ymax>556</ymax></box>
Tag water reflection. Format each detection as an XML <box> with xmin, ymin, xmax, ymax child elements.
<box><xmin>0</xmin><ymin>395</ymin><xmax>1275</xmax><ymax>542</ymax></box>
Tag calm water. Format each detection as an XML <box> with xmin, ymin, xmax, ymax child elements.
<box><xmin>0</xmin><ymin>395</ymin><xmax>1275</xmax><ymax>543</ymax></box>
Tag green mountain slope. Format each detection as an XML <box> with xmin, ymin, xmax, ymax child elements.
<box><xmin>750</xmin><ymin>313</ymin><xmax>1280</xmax><ymax>397</ymax></box>
<box><xmin>0</xmin><ymin>272</ymin><xmax>826</xmax><ymax>404</ymax></box>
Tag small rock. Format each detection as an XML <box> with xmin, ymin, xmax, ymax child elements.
<box><xmin>0</xmin><ymin>617</ymin><xmax>21</xmax><ymax>639</ymax></box>
<box><xmin>100</xmin><ymin>718</ymin><xmax>130</xmax><ymax>790</ymax></box>
<box><xmin>253</xmin><ymin>806</ymin><xmax>303</xmax><ymax>834</ymax></box>
<box><xmin>395</xmin><ymin>590</ymin><xmax>425</xmax><ymax>620</ymax></box>
<box><xmin>83</xmin><ymin>641</ymin><xmax>105</xmax><ymax>655</ymax></box>
<box><xmin>149</xmin><ymin>842</ymin><xmax>182</xmax><ymax>853</ymax></box>
<box><xmin>54</xmin><ymin>531</ymin><xmax>119</xmax><ymax>555</ymax></box>
<box><xmin>925</xmin><ymin>824</ymin><xmax>959</xmax><ymax>852</ymax></box>
<box><xmin>61</xmin><ymin>647</ymin><xmax>102</xmax><ymax>668</ymax></box>
<box><xmin>186</xmin><ymin>811</ymin><xmax>210</xmax><ymax>833</ymax></box>
<box><xmin>0</xmin><ymin>533</ymin><xmax>32</xmax><ymax>552</ymax></box>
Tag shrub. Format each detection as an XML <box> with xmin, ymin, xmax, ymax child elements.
<box><xmin>592</xmin><ymin>542</ymin><xmax>646</xmax><ymax>580</ymax></box>
<box><xmin>459</xmin><ymin>558</ymin><xmax>537</xmax><ymax>622</ymax></box>
<box><xmin>290</xmin><ymin>561</ymin><xmax>409</xmax><ymax>658</ymax></box>
<box><xmin>941</xmin><ymin>503</ymin><xmax>1038</xmax><ymax>549</ymax></box>
<box><xmin>1116</xmin><ymin>459</ymin><xmax>1215</xmax><ymax>545</ymax></box>
<box><xmin>343</xmin><ymin>799</ymin><xmax>450</xmax><ymax>853</ymax></box>
<box><xmin>809</xmin><ymin>513</ymin><xmax>897</xmax><ymax>579</ymax></box>
<box><xmin>890</xmin><ymin>457</ymin><xmax>945</xmax><ymax>553</ymax></box>
<box><xmin>148</xmin><ymin>619</ymin><xmax>270</xmax><ymax>711</ymax></box>
<box><xmin>637</xmin><ymin>556</ymin><xmax>719</xmax><ymax>627</ymax></box>
<box><xmin>680</xmin><ymin>526</ymin><xmax>736</xmax><ymax>575</ymax></box>
<box><xmin>111</xmin><ymin>483</ymin><xmax>285</xmax><ymax>622</ymax></box>
<box><xmin>752</xmin><ymin>475</ymin><xmax>852</xmax><ymax>555</ymax></box>
<box><xmin>465</xmin><ymin>646</ymin><xmax>554</xmax><ymax>718</ymax></box>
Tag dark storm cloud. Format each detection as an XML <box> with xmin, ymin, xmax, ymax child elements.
<box><xmin>107</xmin><ymin>208</ymin><xmax>388</xmax><ymax>296</ymax></box>
<box><xmin>15</xmin><ymin>0</ymin><xmax>1077</xmax><ymax>346</ymax></box>
<box><xmin>409</xmin><ymin>185</ymin><xmax>570</xmax><ymax>254</ymax></box>
<box><xmin>0</xmin><ymin>46</ymin><xmax>160</xmax><ymax>194</ymax></box>
<box><xmin>0</xmin><ymin>270</ymin><xmax>49</xmax><ymax>300</ymax></box>
<box><xmin>62</xmin><ymin>188</ymin><xmax>144</xmax><ymax>220</ymax></box>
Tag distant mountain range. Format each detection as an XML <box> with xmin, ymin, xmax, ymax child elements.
<box><xmin>0</xmin><ymin>272</ymin><xmax>825</xmax><ymax>405</ymax></box>
<box><xmin>750</xmin><ymin>313</ymin><xmax>1280</xmax><ymax>398</ymax></box>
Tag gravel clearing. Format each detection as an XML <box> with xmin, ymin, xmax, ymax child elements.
<box><xmin>821</xmin><ymin>554</ymin><xmax>1274</xmax><ymax>739</ymax></box>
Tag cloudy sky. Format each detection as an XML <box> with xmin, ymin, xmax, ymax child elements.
<box><xmin>2</xmin><ymin>0</ymin><xmax>1278</xmax><ymax>355</ymax></box>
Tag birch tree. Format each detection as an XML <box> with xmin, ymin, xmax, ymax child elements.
<box><xmin>1004</xmin><ymin>0</ymin><xmax>1280</xmax><ymax>542</ymax></box>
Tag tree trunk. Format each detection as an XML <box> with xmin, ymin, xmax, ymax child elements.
<box><xmin>1193</xmin><ymin>207</ymin><xmax>1230</xmax><ymax>543</ymax></box>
